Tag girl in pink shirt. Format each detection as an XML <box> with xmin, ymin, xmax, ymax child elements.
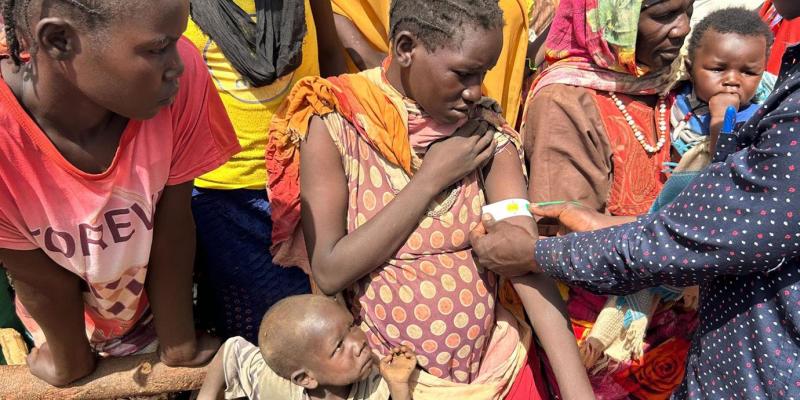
<box><xmin>0</xmin><ymin>0</ymin><xmax>239</xmax><ymax>386</ymax></box>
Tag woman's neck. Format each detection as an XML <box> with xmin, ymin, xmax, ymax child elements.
<box><xmin>384</xmin><ymin>59</ymin><xmax>411</xmax><ymax>100</ymax></box>
<box><xmin>1</xmin><ymin>60</ymin><xmax>120</xmax><ymax>142</ymax></box>
<box><xmin>633</xmin><ymin>93</ymin><xmax>659</xmax><ymax>108</ymax></box>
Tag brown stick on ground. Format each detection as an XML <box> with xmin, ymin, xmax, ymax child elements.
<box><xmin>0</xmin><ymin>352</ymin><xmax>208</xmax><ymax>399</ymax></box>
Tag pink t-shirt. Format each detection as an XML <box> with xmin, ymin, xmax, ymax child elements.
<box><xmin>0</xmin><ymin>38</ymin><xmax>240</xmax><ymax>355</ymax></box>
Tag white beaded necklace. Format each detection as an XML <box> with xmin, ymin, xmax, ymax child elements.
<box><xmin>609</xmin><ymin>92</ymin><xmax>667</xmax><ymax>154</ymax></box>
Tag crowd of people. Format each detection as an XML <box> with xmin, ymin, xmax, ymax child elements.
<box><xmin>0</xmin><ymin>0</ymin><xmax>798</xmax><ymax>399</ymax></box>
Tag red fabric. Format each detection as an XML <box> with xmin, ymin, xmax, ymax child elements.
<box><xmin>761</xmin><ymin>0</ymin><xmax>800</xmax><ymax>75</ymax></box>
<box><xmin>504</xmin><ymin>345</ymin><xmax>548</xmax><ymax>400</ymax></box>
<box><xmin>593</xmin><ymin>91</ymin><xmax>670</xmax><ymax>216</ymax></box>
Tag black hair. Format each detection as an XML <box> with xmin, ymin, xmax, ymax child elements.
<box><xmin>388</xmin><ymin>0</ymin><xmax>504</xmax><ymax>51</ymax></box>
<box><xmin>688</xmin><ymin>7</ymin><xmax>774</xmax><ymax>62</ymax></box>
<box><xmin>2</xmin><ymin>0</ymin><xmax>122</xmax><ymax>66</ymax></box>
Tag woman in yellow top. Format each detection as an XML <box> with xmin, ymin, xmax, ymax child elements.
<box><xmin>185</xmin><ymin>0</ymin><xmax>345</xmax><ymax>343</ymax></box>
<box><xmin>331</xmin><ymin>0</ymin><xmax>530</xmax><ymax>128</ymax></box>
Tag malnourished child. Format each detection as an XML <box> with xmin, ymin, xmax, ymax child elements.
<box><xmin>199</xmin><ymin>294</ymin><xmax>417</xmax><ymax>400</ymax></box>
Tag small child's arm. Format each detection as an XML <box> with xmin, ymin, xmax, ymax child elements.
<box><xmin>707</xmin><ymin>93</ymin><xmax>741</xmax><ymax>152</ymax></box>
<box><xmin>197</xmin><ymin>347</ymin><xmax>226</xmax><ymax>400</ymax></box>
<box><xmin>379</xmin><ymin>346</ymin><xmax>417</xmax><ymax>400</ymax></box>
<box><xmin>482</xmin><ymin>144</ymin><xmax>594</xmax><ymax>399</ymax></box>
<box><xmin>511</xmin><ymin>275</ymin><xmax>595</xmax><ymax>399</ymax></box>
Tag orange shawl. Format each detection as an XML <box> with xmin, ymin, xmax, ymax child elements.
<box><xmin>265</xmin><ymin>69</ymin><xmax>421</xmax><ymax>269</ymax></box>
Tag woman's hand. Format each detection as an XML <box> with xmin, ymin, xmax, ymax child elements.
<box><xmin>416</xmin><ymin>120</ymin><xmax>496</xmax><ymax>191</ymax></box>
<box><xmin>159</xmin><ymin>331</ymin><xmax>220</xmax><ymax>367</ymax></box>
<box><xmin>470</xmin><ymin>215</ymin><xmax>539</xmax><ymax>276</ymax></box>
<box><xmin>531</xmin><ymin>202</ymin><xmax>634</xmax><ymax>234</ymax></box>
<box><xmin>28</xmin><ymin>342</ymin><xmax>95</xmax><ymax>387</ymax></box>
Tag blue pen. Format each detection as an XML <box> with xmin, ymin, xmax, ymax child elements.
<box><xmin>720</xmin><ymin>105</ymin><xmax>737</xmax><ymax>135</ymax></box>
<box><xmin>713</xmin><ymin>105</ymin><xmax>738</xmax><ymax>162</ymax></box>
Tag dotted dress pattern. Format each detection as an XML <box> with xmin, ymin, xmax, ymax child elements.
<box><xmin>322</xmin><ymin>113</ymin><xmax>501</xmax><ymax>384</ymax></box>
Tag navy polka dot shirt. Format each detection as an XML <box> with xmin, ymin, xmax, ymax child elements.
<box><xmin>535</xmin><ymin>46</ymin><xmax>800</xmax><ymax>399</ymax></box>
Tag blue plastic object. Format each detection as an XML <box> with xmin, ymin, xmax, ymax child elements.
<box><xmin>721</xmin><ymin>105</ymin><xmax>737</xmax><ymax>135</ymax></box>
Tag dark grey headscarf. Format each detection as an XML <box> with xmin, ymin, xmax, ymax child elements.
<box><xmin>190</xmin><ymin>0</ymin><xmax>307</xmax><ymax>87</ymax></box>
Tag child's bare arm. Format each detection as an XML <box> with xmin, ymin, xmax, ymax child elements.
<box><xmin>379</xmin><ymin>346</ymin><xmax>416</xmax><ymax>400</ymax></box>
<box><xmin>147</xmin><ymin>182</ymin><xmax>219</xmax><ymax>366</ymax></box>
<box><xmin>511</xmin><ymin>275</ymin><xmax>595</xmax><ymax>399</ymax></box>
<box><xmin>197</xmin><ymin>347</ymin><xmax>226</xmax><ymax>400</ymax></box>
<box><xmin>481</xmin><ymin>142</ymin><xmax>537</xmax><ymax>276</ymax></box>
<box><xmin>301</xmin><ymin>117</ymin><xmax>495</xmax><ymax>295</ymax></box>
<box><xmin>483</xmin><ymin>145</ymin><xmax>594</xmax><ymax>399</ymax></box>
<box><xmin>0</xmin><ymin>249</ymin><xmax>95</xmax><ymax>386</ymax></box>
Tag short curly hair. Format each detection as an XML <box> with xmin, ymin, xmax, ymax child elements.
<box><xmin>688</xmin><ymin>8</ymin><xmax>774</xmax><ymax>62</ymax></box>
<box><xmin>388</xmin><ymin>0</ymin><xmax>505</xmax><ymax>51</ymax></box>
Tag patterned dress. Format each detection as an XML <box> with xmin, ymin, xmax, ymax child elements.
<box><xmin>320</xmin><ymin>111</ymin><xmax>505</xmax><ymax>383</ymax></box>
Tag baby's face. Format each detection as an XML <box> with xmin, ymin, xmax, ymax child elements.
<box><xmin>690</xmin><ymin>29</ymin><xmax>767</xmax><ymax>106</ymax></box>
<box><xmin>303</xmin><ymin>302</ymin><xmax>375</xmax><ymax>386</ymax></box>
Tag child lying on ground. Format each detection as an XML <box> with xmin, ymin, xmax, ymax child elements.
<box><xmin>198</xmin><ymin>294</ymin><xmax>417</xmax><ymax>400</ymax></box>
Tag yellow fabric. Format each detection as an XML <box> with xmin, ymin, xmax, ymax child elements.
<box><xmin>485</xmin><ymin>0</ymin><xmax>529</xmax><ymax>128</ymax></box>
<box><xmin>329</xmin><ymin>0</ymin><xmax>530</xmax><ymax>127</ymax></box>
<box><xmin>331</xmin><ymin>0</ymin><xmax>390</xmax><ymax>73</ymax></box>
<box><xmin>185</xmin><ymin>0</ymin><xmax>320</xmax><ymax>190</ymax></box>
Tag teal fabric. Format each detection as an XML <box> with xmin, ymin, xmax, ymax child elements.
<box><xmin>648</xmin><ymin>171</ymin><xmax>699</xmax><ymax>213</ymax></box>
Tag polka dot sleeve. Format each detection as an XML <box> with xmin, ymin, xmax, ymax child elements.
<box><xmin>535</xmin><ymin>57</ymin><xmax>800</xmax><ymax>295</ymax></box>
